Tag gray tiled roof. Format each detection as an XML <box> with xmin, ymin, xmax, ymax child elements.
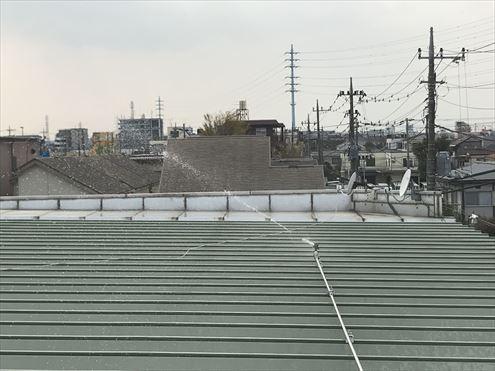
<box><xmin>20</xmin><ymin>155</ymin><xmax>160</xmax><ymax>194</ymax></box>
<box><xmin>0</xmin><ymin>220</ymin><xmax>494</xmax><ymax>370</ymax></box>
<box><xmin>449</xmin><ymin>162</ymin><xmax>495</xmax><ymax>181</ymax></box>
<box><xmin>159</xmin><ymin>136</ymin><xmax>325</xmax><ymax>192</ymax></box>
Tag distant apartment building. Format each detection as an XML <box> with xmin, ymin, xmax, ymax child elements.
<box><xmin>118</xmin><ymin>117</ymin><xmax>163</xmax><ymax>154</ymax></box>
<box><xmin>90</xmin><ymin>131</ymin><xmax>115</xmax><ymax>155</ymax></box>
<box><xmin>54</xmin><ymin>128</ymin><xmax>89</xmax><ymax>154</ymax></box>
<box><xmin>0</xmin><ymin>136</ymin><xmax>42</xmax><ymax>196</ymax></box>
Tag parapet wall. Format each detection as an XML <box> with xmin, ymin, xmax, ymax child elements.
<box><xmin>0</xmin><ymin>189</ymin><xmax>443</xmax><ymax>218</ymax></box>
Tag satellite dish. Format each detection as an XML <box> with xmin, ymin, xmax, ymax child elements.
<box><xmin>399</xmin><ymin>169</ymin><xmax>411</xmax><ymax>198</ymax></box>
<box><xmin>346</xmin><ymin>172</ymin><xmax>357</xmax><ymax>195</ymax></box>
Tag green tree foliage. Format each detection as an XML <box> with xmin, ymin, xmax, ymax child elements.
<box><xmin>94</xmin><ymin>143</ymin><xmax>114</xmax><ymax>155</ymax></box>
<box><xmin>412</xmin><ymin>137</ymin><xmax>451</xmax><ymax>179</ymax></box>
<box><xmin>198</xmin><ymin>112</ymin><xmax>247</xmax><ymax>136</ymax></box>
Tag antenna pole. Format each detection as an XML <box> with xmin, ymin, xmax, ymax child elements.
<box><xmin>7</xmin><ymin>126</ymin><xmax>16</xmax><ymax>136</ymax></box>
<box><xmin>45</xmin><ymin>115</ymin><xmax>50</xmax><ymax>141</ymax></box>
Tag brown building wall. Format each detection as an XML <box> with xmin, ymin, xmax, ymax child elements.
<box><xmin>0</xmin><ymin>138</ymin><xmax>41</xmax><ymax>196</ymax></box>
<box><xmin>159</xmin><ymin>136</ymin><xmax>325</xmax><ymax>192</ymax></box>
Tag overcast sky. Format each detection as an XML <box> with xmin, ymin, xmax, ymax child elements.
<box><xmin>1</xmin><ymin>1</ymin><xmax>494</xmax><ymax>138</ymax></box>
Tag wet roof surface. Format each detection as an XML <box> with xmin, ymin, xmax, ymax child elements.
<box><xmin>0</xmin><ymin>220</ymin><xmax>494</xmax><ymax>370</ymax></box>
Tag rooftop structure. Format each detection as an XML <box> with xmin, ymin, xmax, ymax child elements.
<box><xmin>159</xmin><ymin>136</ymin><xmax>325</xmax><ymax>193</ymax></box>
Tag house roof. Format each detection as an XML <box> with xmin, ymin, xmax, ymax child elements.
<box><xmin>19</xmin><ymin>155</ymin><xmax>160</xmax><ymax>194</ymax></box>
<box><xmin>450</xmin><ymin>135</ymin><xmax>481</xmax><ymax>148</ymax></box>
<box><xmin>449</xmin><ymin>161</ymin><xmax>495</xmax><ymax>181</ymax></box>
<box><xmin>160</xmin><ymin>136</ymin><xmax>324</xmax><ymax>192</ymax></box>
<box><xmin>0</xmin><ymin>219</ymin><xmax>493</xmax><ymax>370</ymax></box>
<box><xmin>0</xmin><ymin>135</ymin><xmax>43</xmax><ymax>143</ymax></box>
<box><xmin>244</xmin><ymin>119</ymin><xmax>285</xmax><ymax>128</ymax></box>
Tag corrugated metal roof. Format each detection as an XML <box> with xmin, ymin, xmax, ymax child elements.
<box><xmin>0</xmin><ymin>220</ymin><xmax>494</xmax><ymax>370</ymax></box>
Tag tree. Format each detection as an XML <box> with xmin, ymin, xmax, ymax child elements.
<box><xmin>412</xmin><ymin>137</ymin><xmax>451</xmax><ymax>180</ymax></box>
<box><xmin>198</xmin><ymin>112</ymin><xmax>247</xmax><ymax>136</ymax></box>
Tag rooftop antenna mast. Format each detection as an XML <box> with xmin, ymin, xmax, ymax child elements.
<box><xmin>44</xmin><ymin>115</ymin><xmax>50</xmax><ymax>140</ymax></box>
<box><xmin>5</xmin><ymin>125</ymin><xmax>16</xmax><ymax>136</ymax></box>
<box><xmin>156</xmin><ymin>96</ymin><xmax>163</xmax><ymax>121</ymax></box>
<box><xmin>130</xmin><ymin>101</ymin><xmax>135</xmax><ymax>120</ymax></box>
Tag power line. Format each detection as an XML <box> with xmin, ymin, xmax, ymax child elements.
<box><xmin>446</xmin><ymin>82</ymin><xmax>495</xmax><ymax>89</ymax></box>
<box><xmin>374</xmin><ymin>52</ymin><xmax>419</xmax><ymax>98</ymax></box>
<box><xmin>438</xmin><ymin>97</ymin><xmax>495</xmax><ymax>111</ymax></box>
<box><xmin>434</xmin><ymin>123</ymin><xmax>495</xmax><ymax>142</ymax></box>
<box><xmin>299</xmin><ymin>16</ymin><xmax>494</xmax><ymax>54</ymax></box>
<box><xmin>467</xmin><ymin>41</ymin><xmax>495</xmax><ymax>52</ymax></box>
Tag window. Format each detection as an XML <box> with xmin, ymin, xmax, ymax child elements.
<box><xmin>465</xmin><ymin>192</ymin><xmax>478</xmax><ymax>205</ymax></box>
<box><xmin>366</xmin><ymin>157</ymin><xmax>375</xmax><ymax>166</ymax></box>
<box><xmin>465</xmin><ymin>191</ymin><xmax>493</xmax><ymax>206</ymax></box>
<box><xmin>255</xmin><ymin>127</ymin><xmax>267</xmax><ymax>136</ymax></box>
<box><xmin>479</xmin><ymin>192</ymin><xmax>493</xmax><ymax>206</ymax></box>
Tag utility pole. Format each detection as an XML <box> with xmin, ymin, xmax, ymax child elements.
<box><xmin>285</xmin><ymin>44</ymin><xmax>299</xmax><ymax>144</ymax></box>
<box><xmin>306</xmin><ymin>114</ymin><xmax>311</xmax><ymax>156</ymax></box>
<box><xmin>182</xmin><ymin>123</ymin><xmax>186</xmax><ymax>139</ymax></box>
<box><xmin>338</xmin><ymin>78</ymin><xmax>366</xmax><ymax>175</ymax></box>
<box><xmin>316</xmin><ymin>100</ymin><xmax>323</xmax><ymax>165</ymax></box>
<box><xmin>405</xmin><ymin>118</ymin><xmax>410</xmax><ymax>169</ymax></box>
<box><xmin>418</xmin><ymin>27</ymin><xmax>464</xmax><ymax>190</ymax></box>
<box><xmin>6</xmin><ymin>126</ymin><xmax>16</xmax><ymax>136</ymax></box>
<box><xmin>20</xmin><ymin>126</ymin><xmax>24</xmax><ymax>136</ymax></box>
<box><xmin>312</xmin><ymin>100</ymin><xmax>331</xmax><ymax>165</ymax></box>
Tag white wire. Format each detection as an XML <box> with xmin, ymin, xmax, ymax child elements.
<box><xmin>313</xmin><ymin>249</ymin><xmax>364</xmax><ymax>371</ymax></box>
